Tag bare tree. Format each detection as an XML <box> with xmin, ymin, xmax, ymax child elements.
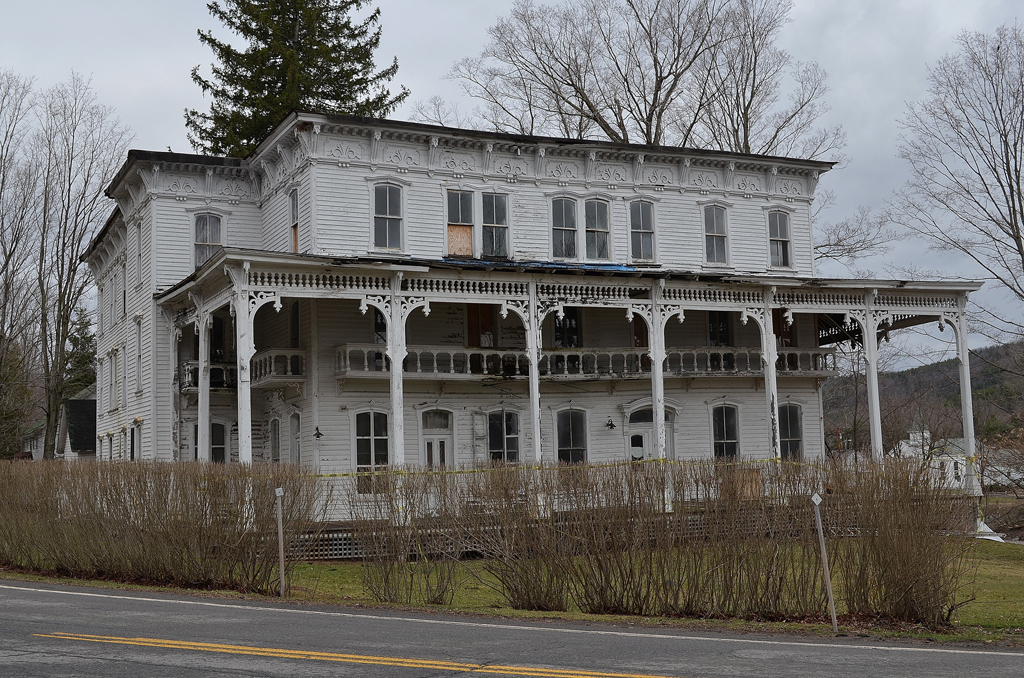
<box><xmin>33</xmin><ymin>74</ymin><xmax>132</xmax><ymax>459</ymax></box>
<box><xmin>813</xmin><ymin>205</ymin><xmax>899</xmax><ymax>265</ymax></box>
<box><xmin>0</xmin><ymin>69</ymin><xmax>39</xmax><ymax>457</ymax></box>
<box><xmin>692</xmin><ymin>0</ymin><xmax>844</xmax><ymax>159</ymax></box>
<box><xmin>893</xmin><ymin>24</ymin><xmax>1024</xmax><ymax>336</ymax></box>
<box><xmin>440</xmin><ymin>0</ymin><xmax>730</xmax><ymax>145</ymax></box>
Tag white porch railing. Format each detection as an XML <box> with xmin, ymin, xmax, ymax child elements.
<box><xmin>335</xmin><ymin>344</ymin><xmax>836</xmax><ymax>380</ymax></box>
<box><xmin>180</xmin><ymin>360</ymin><xmax>238</xmax><ymax>390</ymax></box>
<box><xmin>251</xmin><ymin>349</ymin><xmax>307</xmax><ymax>388</ymax></box>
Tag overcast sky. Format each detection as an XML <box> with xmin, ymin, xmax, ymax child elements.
<box><xmin>1</xmin><ymin>0</ymin><xmax>1020</xmax><ymax>358</ymax></box>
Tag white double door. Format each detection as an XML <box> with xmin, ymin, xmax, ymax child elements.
<box><xmin>424</xmin><ymin>434</ymin><xmax>452</xmax><ymax>468</ymax></box>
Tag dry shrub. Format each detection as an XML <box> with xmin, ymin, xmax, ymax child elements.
<box><xmin>349</xmin><ymin>459</ymin><xmax>977</xmax><ymax>625</ymax></box>
<box><xmin>827</xmin><ymin>460</ymin><xmax>977</xmax><ymax>624</ymax></box>
<box><xmin>350</xmin><ymin>469</ymin><xmax>462</xmax><ymax>605</ymax></box>
<box><xmin>0</xmin><ymin>461</ymin><xmax>327</xmax><ymax>593</ymax></box>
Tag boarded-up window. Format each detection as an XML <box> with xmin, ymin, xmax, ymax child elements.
<box><xmin>447</xmin><ymin>190</ymin><xmax>473</xmax><ymax>257</ymax></box>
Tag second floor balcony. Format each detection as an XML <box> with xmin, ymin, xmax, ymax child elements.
<box><xmin>335</xmin><ymin>344</ymin><xmax>836</xmax><ymax>381</ymax></box>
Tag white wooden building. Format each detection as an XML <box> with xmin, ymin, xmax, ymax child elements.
<box><xmin>83</xmin><ymin>112</ymin><xmax>981</xmax><ymax>486</ymax></box>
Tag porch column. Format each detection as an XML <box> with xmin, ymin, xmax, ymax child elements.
<box><xmin>756</xmin><ymin>289</ymin><xmax>781</xmax><ymax>457</ymax></box>
<box><xmin>861</xmin><ymin>293</ymin><xmax>885</xmax><ymax>459</ymax></box>
<box><xmin>528</xmin><ymin>281</ymin><xmax>543</xmax><ymax>463</ymax></box>
<box><xmin>233</xmin><ymin>289</ymin><xmax>254</xmax><ymax>465</ymax></box>
<box><xmin>650</xmin><ymin>281</ymin><xmax>667</xmax><ymax>459</ymax></box>
<box><xmin>388</xmin><ymin>273</ymin><xmax>407</xmax><ymax>466</ymax></box>
<box><xmin>954</xmin><ymin>303</ymin><xmax>980</xmax><ymax>496</ymax></box>
<box><xmin>197</xmin><ymin>312</ymin><xmax>211</xmax><ymax>462</ymax></box>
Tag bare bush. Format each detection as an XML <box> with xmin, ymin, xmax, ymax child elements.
<box><xmin>351</xmin><ymin>459</ymin><xmax>976</xmax><ymax>625</ymax></box>
<box><xmin>0</xmin><ymin>461</ymin><xmax>327</xmax><ymax>593</ymax></box>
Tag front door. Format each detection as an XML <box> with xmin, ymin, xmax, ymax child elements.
<box><xmin>422</xmin><ymin>410</ymin><xmax>453</xmax><ymax>468</ymax></box>
<box><xmin>627</xmin><ymin>409</ymin><xmax>675</xmax><ymax>460</ymax></box>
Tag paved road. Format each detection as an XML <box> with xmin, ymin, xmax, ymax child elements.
<box><xmin>0</xmin><ymin>579</ymin><xmax>1021</xmax><ymax>678</ymax></box>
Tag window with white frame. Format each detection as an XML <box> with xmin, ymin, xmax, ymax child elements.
<box><xmin>768</xmin><ymin>211</ymin><xmax>791</xmax><ymax>267</ymax></box>
<box><xmin>269</xmin><ymin>419</ymin><xmax>281</xmax><ymax>462</ymax></box>
<box><xmin>120</xmin><ymin>347</ymin><xmax>126</xmax><ymax>408</ymax></box>
<box><xmin>108</xmin><ymin>353</ymin><xmax>117</xmax><ymax>410</ymax></box>
<box><xmin>289</xmin><ymin>412</ymin><xmax>301</xmax><ymax>464</ymax></box>
<box><xmin>136</xmin><ymin>223</ymin><xmax>142</xmax><ymax>285</ymax></box>
<box><xmin>704</xmin><ymin>205</ymin><xmax>728</xmax><ymax>264</ymax></box>
<box><xmin>135</xmin><ymin>321</ymin><xmax>142</xmax><ymax>392</ymax></box>
<box><xmin>712</xmin><ymin>404</ymin><xmax>739</xmax><ymax>458</ymax></box>
<box><xmin>482</xmin><ymin>193</ymin><xmax>509</xmax><ymax>259</ymax></box>
<box><xmin>779</xmin><ymin>404</ymin><xmax>802</xmax><ymax>461</ymax></box>
<box><xmin>373</xmin><ymin>184</ymin><xmax>402</xmax><ymax>249</ymax></box>
<box><xmin>130</xmin><ymin>424</ymin><xmax>138</xmax><ymax>461</ymax></box>
<box><xmin>194</xmin><ymin>213</ymin><xmax>222</xmax><ymax>268</ymax></box>
<box><xmin>98</xmin><ymin>286</ymin><xmax>104</xmax><ymax>333</ymax></box>
<box><xmin>630</xmin><ymin>200</ymin><xmax>654</xmax><ymax>261</ymax></box>
<box><xmin>356</xmin><ymin>410</ymin><xmax>389</xmax><ymax>493</ymax></box>
<box><xmin>488</xmin><ymin>410</ymin><xmax>519</xmax><ymax>463</ymax></box>
<box><xmin>556</xmin><ymin>409</ymin><xmax>587</xmax><ymax>464</ymax></box>
<box><xmin>585</xmin><ymin>199</ymin><xmax>609</xmax><ymax>260</ymax></box>
<box><xmin>121</xmin><ymin>262</ymin><xmax>126</xmax><ymax>316</ymax></box>
<box><xmin>447</xmin><ymin>189</ymin><xmax>473</xmax><ymax>257</ymax></box>
<box><xmin>290</xmin><ymin>188</ymin><xmax>299</xmax><ymax>253</ymax></box>
<box><xmin>552</xmin><ymin>198</ymin><xmax>577</xmax><ymax>259</ymax></box>
<box><xmin>108</xmin><ymin>276</ymin><xmax>116</xmax><ymax>327</ymax></box>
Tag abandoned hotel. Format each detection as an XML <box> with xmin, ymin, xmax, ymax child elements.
<box><xmin>82</xmin><ymin>112</ymin><xmax>981</xmax><ymax>490</ymax></box>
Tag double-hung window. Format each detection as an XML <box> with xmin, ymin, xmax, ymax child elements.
<box><xmin>488</xmin><ymin>411</ymin><xmax>519</xmax><ymax>463</ymax></box>
<box><xmin>447</xmin><ymin>189</ymin><xmax>473</xmax><ymax>257</ymax></box>
<box><xmin>482</xmin><ymin>193</ymin><xmax>509</xmax><ymax>258</ymax></box>
<box><xmin>712</xmin><ymin>405</ymin><xmax>739</xmax><ymax>458</ymax></box>
<box><xmin>194</xmin><ymin>213</ymin><xmax>222</xmax><ymax>268</ymax></box>
<box><xmin>135</xmin><ymin>224</ymin><xmax>142</xmax><ymax>285</ymax></box>
<box><xmin>779</xmin><ymin>404</ymin><xmax>802</xmax><ymax>460</ymax></box>
<box><xmin>704</xmin><ymin>205</ymin><xmax>727</xmax><ymax>264</ymax></box>
<box><xmin>557</xmin><ymin>409</ymin><xmax>587</xmax><ymax>464</ymax></box>
<box><xmin>269</xmin><ymin>419</ymin><xmax>281</xmax><ymax>462</ymax></box>
<box><xmin>552</xmin><ymin>198</ymin><xmax>577</xmax><ymax>259</ymax></box>
<box><xmin>135</xmin><ymin>321</ymin><xmax>142</xmax><ymax>392</ymax></box>
<box><xmin>630</xmin><ymin>200</ymin><xmax>654</xmax><ymax>261</ymax></box>
<box><xmin>768</xmin><ymin>211</ymin><xmax>791</xmax><ymax>267</ymax></box>
<box><xmin>290</xmin><ymin>189</ymin><xmax>299</xmax><ymax>252</ymax></box>
<box><xmin>373</xmin><ymin>184</ymin><xmax>402</xmax><ymax>249</ymax></box>
<box><xmin>585</xmin><ymin>200</ymin><xmax>609</xmax><ymax>259</ymax></box>
<box><xmin>356</xmin><ymin>410</ymin><xmax>389</xmax><ymax>494</ymax></box>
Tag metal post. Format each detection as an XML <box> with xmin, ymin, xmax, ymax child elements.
<box><xmin>275</xmin><ymin>487</ymin><xmax>286</xmax><ymax>598</ymax></box>
<box><xmin>812</xmin><ymin>492</ymin><xmax>838</xmax><ymax>632</ymax></box>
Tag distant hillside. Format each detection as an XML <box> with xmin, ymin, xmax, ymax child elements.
<box><xmin>822</xmin><ymin>341</ymin><xmax>1024</xmax><ymax>453</ymax></box>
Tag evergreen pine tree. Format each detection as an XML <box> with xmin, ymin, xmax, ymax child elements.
<box><xmin>185</xmin><ymin>0</ymin><xmax>409</xmax><ymax>157</ymax></box>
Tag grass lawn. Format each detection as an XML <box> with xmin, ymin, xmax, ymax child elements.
<box><xmin>284</xmin><ymin>540</ymin><xmax>1024</xmax><ymax>644</ymax></box>
<box><xmin>4</xmin><ymin>540</ymin><xmax>1023</xmax><ymax>645</ymax></box>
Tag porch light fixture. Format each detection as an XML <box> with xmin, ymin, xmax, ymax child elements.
<box><xmin>605</xmin><ymin>418</ymin><xmax>616</xmax><ymax>430</ymax></box>
<box><xmin>313</xmin><ymin>426</ymin><xmax>324</xmax><ymax>439</ymax></box>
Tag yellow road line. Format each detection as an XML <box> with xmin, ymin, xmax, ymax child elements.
<box><xmin>35</xmin><ymin>632</ymin><xmax>681</xmax><ymax>678</ymax></box>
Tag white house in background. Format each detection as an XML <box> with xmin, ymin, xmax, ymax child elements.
<box><xmin>893</xmin><ymin>428</ymin><xmax>969</xmax><ymax>490</ymax></box>
<box><xmin>81</xmin><ymin>112</ymin><xmax>981</xmax><ymax>493</ymax></box>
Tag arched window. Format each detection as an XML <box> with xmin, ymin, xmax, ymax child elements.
<box><xmin>585</xmin><ymin>199</ymin><xmax>609</xmax><ymax>259</ymax></box>
<box><xmin>373</xmin><ymin>184</ymin><xmax>402</xmax><ymax>249</ymax></box>
<box><xmin>194</xmin><ymin>213</ymin><xmax>222</xmax><ymax>268</ymax></box>
<box><xmin>356</xmin><ymin>409</ymin><xmax>388</xmax><ymax>493</ymax></box>
<box><xmin>712</xmin><ymin>405</ymin><xmax>739</xmax><ymax>458</ymax></box>
<box><xmin>704</xmin><ymin>205</ymin><xmax>727</xmax><ymax>264</ymax></box>
<box><xmin>556</xmin><ymin>409</ymin><xmax>587</xmax><ymax>464</ymax></box>
<box><xmin>630</xmin><ymin>200</ymin><xmax>654</xmax><ymax>260</ymax></box>
<box><xmin>779</xmin><ymin>404</ymin><xmax>802</xmax><ymax>460</ymax></box>
<box><xmin>269</xmin><ymin>419</ymin><xmax>281</xmax><ymax>463</ymax></box>
<box><xmin>768</xmin><ymin>211</ymin><xmax>791</xmax><ymax>267</ymax></box>
<box><xmin>552</xmin><ymin>198</ymin><xmax>577</xmax><ymax>259</ymax></box>
<box><xmin>289</xmin><ymin>413</ymin><xmax>301</xmax><ymax>464</ymax></box>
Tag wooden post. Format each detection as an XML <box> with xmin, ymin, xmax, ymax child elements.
<box><xmin>275</xmin><ymin>487</ymin><xmax>286</xmax><ymax>598</ymax></box>
<box><xmin>813</xmin><ymin>492</ymin><xmax>838</xmax><ymax>633</ymax></box>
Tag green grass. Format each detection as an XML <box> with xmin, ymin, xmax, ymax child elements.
<box><xmin>4</xmin><ymin>541</ymin><xmax>1024</xmax><ymax>645</ymax></box>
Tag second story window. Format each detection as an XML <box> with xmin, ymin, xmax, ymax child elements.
<box><xmin>704</xmin><ymin>205</ymin><xmax>727</xmax><ymax>264</ymax></box>
<box><xmin>194</xmin><ymin>213</ymin><xmax>222</xmax><ymax>269</ymax></box>
<box><xmin>482</xmin><ymin>193</ymin><xmax>508</xmax><ymax>258</ymax></box>
<box><xmin>630</xmin><ymin>200</ymin><xmax>654</xmax><ymax>261</ymax></box>
<box><xmin>135</xmin><ymin>223</ymin><xmax>142</xmax><ymax>285</ymax></box>
<box><xmin>552</xmin><ymin>197</ymin><xmax>576</xmax><ymax>259</ymax></box>
<box><xmin>585</xmin><ymin>199</ymin><xmax>609</xmax><ymax>259</ymax></box>
<box><xmin>447</xmin><ymin>189</ymin><xmax>473</xmax><ymax>257</ymax></box>
<box><xmin>373</xmin><ymin>184</ymin><xmax>402</xmax><ymax>249</ymax></box>
<box><xmin>290</xmin><ymin>188</ymin><xmax>299</xmax><ymax>253</ymax></box>
<box><xmin>769</xmin><ymin>211</ymin><xmax>791</xmax><ymax>267</ymax></box>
